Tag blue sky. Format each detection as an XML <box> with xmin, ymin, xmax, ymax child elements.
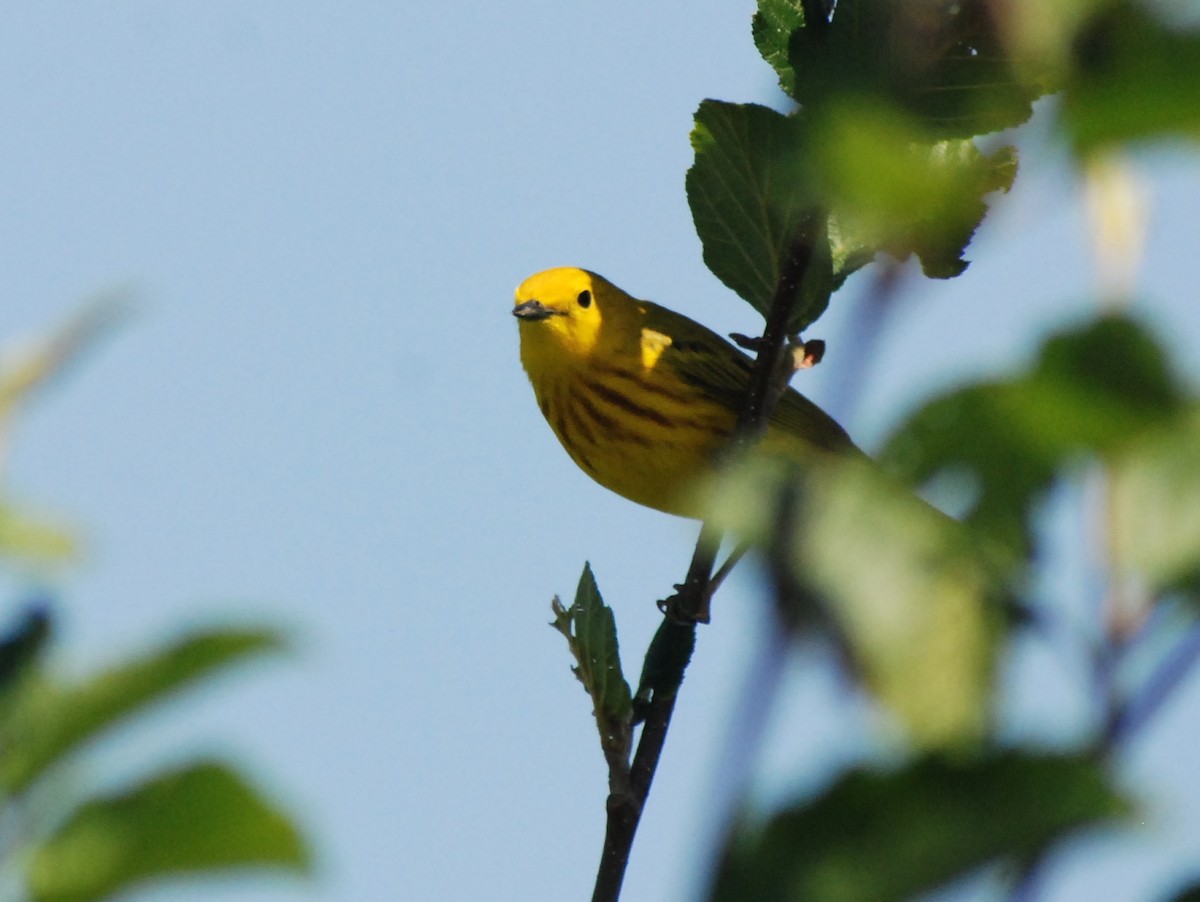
<box><xmin>2</xmin><ymin>4</ymin><xmax>1199</xmax><ymax>901</ymax></box>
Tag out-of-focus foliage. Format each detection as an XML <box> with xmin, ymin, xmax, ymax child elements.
<box><xmin>0</xmin><ymin>308</ymin><xmax>309</xmax><ymax>901</ymax></box>
<box><xmin>705</xmin><ymin>314</ymin><xmax>1199</xmax><ymax>898</ymax></box>
<box><xmin>28</xmin><ymin>760</ymin><xmax>307</xmax><ymax>902</ymax></box>
<box><xmin>680</xmin><ymin>0</ymin><xmax>1200</xmax><ymax>899</ymax></box>
<box><xmin>690</xmin><ymin>0</ymin><xmax>1030</xmax><ymax>331</ymax></box>
<box><xmin>711</xmin><ymin>753</ymin><xmax>1129</xmax><ymax>902</ymax></box>
<box><xmin>556</xmin><ymin>0</ymin><xmax>1200</xmax><ymax>899</ymax></box>
<box><xmin>1</xmin><ymin>628</ymin><xmax>286</xmax><ymax>793</ymax></box>
<box><xmin>0</xmin><ymin>301</ymin><xmax>127</xmax><ymax>566</ymax></box>
<box><xmin>711</xmin><ymin>453</ymin><xmax>1004</xmax><ymax>749</ymax></box>
<box><xmin>0</xmin><ymin>613</ymin><xmax>309</xmax><ymax>902</ymax></box>
<box><xmin>1061</xmin><ymin>0</ymin><xmax>1200</xmax><ymax>153</ymax></box>
<box><xmin>754</xmin><ymin>0</ymin><xmax>1046</xmax><ymax>136</ymax></box>
<box><xmin>882</xmin><ymin>315</ymin><xmax>1192</xmax><ymax>557</ymax></box>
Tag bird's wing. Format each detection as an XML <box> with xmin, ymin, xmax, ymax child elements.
<box><xmin>641</xmin><ymin>304</ymin><xmax>755</xmax><ymax>409</ymax></box>
<box><xmin>642</xmin><ymin>302</ymin><xmax>859</xmax><ymax>456</ymax></box>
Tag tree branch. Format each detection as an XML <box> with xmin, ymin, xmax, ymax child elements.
<box><xmin>590</xmin><ymin>210</ymin><xmax>829</xmax><ymax>902</ymax></box>
<box><xmin>674</xmin><ymin>211</ymin><xmax>828</xmax><ymax>624</ymax></box>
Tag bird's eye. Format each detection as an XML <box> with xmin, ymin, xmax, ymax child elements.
<box><xmin>577</xmin><ymin>290</ymin><xmax>592</xmax><ymax>308</ymax></box>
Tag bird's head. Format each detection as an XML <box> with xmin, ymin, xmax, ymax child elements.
<box><xmin>512</xmin><ymin>267</ymin><xmax>616</xmax><ymax>363</ymax></box>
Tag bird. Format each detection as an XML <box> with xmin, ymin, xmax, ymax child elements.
<box><xmin>512</xmin><ymin>267</ymin><xmax>862</xmax><ymax>518</ymax></box>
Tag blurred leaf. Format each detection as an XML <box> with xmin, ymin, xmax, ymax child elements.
<box><xmin>0</xmin><ymin>501</ymin><xmax>79</xmax><ymax>565</ymax></box>
<box><xmin>712</xmin><ymin>455</ymin><xmax>1004</xmax><ymax>747</ymax></box>
<box><xmin>882</xmin><ymin>314</ymin><xmax>1191</xmax><ymax>554</ymax></box>
<box><xmin>815</xmin><ymin>102</ymin><xmax>1018</xmax><ymax>280</ymax></box>
<box><xmin>551</xmin><ymin>563</ymin><xmax>633</xmax><ymax>727</ymax></box>
<box><xmin>1164</xmin><ymin>877</ymin><xmax>1200</xmax><ymax>902</ymax></box>
<box><xmin>1109</xmin><ymin>411</ymin><xmax>1200</xmax><ymax>602</ymax></box>
<box><xmin>28</xmin><ymin>760</ymin><xmax>309</xmax><ymax>902</ymax></box>
<box><xmin>0</xmin><ymin>297</ymin><xmax>130</xmax><ymax>467</ymax></box>
<box><xmin>757</xmin><ymin>0</ymin><xmax>1043</xmax><ymax>137</ymax></box>
<box><xmin>686</xmin><ymin>100</ymin><xmax>831</xmax><ymax>330</ymax></box>
<box><xmin>0</xmin><ymin>604</ymin><xmax>52</xmax><ymax>692</ymax></box>
<box><xmin>711</xmin><ymin>752</ymin><xmax>1130</xmax><ymax>902</ymax></box>
<box><xmin>0</xmin><ymin>298</ymin><xmax>127</xmax><ymax>415</ymax></box>
<box><xmin>0</xmin><ymin>627</ymin><xmax>285</xmax><ymax>793</ymax></box>
<box><xmin>992</xmin><ymin>0</ymin><xmax>1107</xmax><ymax>89</ymax></box>
<box><xmin>1064</xmin><ymin>0</ymin><xmax>1200</xmax><ymax>153</ymax></box>
<box><xmin>746</xmin><ymin>0</ymin><xmax>1039</xmax><ymax>289</ymax></box>
<box><xmin>0</xmin><ymin>297</ymin><xmax>128</xmax><ymax>568</ymax></box>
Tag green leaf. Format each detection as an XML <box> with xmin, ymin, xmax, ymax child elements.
<box><xmin>568</xmin><ymin>563</ymin><xmax>633</xmax><ymax>723</ymax></box>
<box><xmin>28</xmin><ymin>760</ymin><xmax>309</xmax><ymax>902</ymax></box>
<box><xmin>711</xmin><ymin>454</ymin><xmax>1003</xmax><ymax>747</ymax></box>
<box><xmin>550</xmin><ymin>563</ymin><xmax>633</xmax><ymax>737</ymax></box>
<box><xmin>760</xmin><ymin>0</ymin><xmax>1044</xmax><ymax>137</ymax></box>
<box><xmin>711</xmin><ymin>752</ymin><xmax>1130</xmax><ymax>902</ymax></box>
<box><xmin>686</xmin><ymin>100</ymin><xmax>831</xmax><ymax>330</ymax></box>
<box><xmin>686</xmin><ymin>98</ymin><xmax>1015</xmax><ymax>325</ymax></box>
<box><xmin>0</xmin><ymin>627</ymin><xmax>286</xmax><ymax>793</ymax></box>
<box><xmin>1064</xmin><ymin>0</ymin><xmax>1200</xmax><ymax>154</ymax></box>
<box><xmin>882</xmin><ymin>314</ymin><xmax>1191</xmax><ymax>554</ymax></box>
<box><xmin>752</xmin><ymin>0</ymin><xmax>809</xmax><ymax>99</ymax></box>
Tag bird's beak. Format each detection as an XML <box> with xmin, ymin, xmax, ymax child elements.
<box><xmin>512</xmin><ymin>299</ymin><xmax>556</xmax><ymax>321</ymax></box>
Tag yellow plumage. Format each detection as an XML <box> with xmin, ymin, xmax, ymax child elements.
<box><xmin>513</xmin><ymin>267</ymin><xmax>861</xmax><ymax>517</ymax></box>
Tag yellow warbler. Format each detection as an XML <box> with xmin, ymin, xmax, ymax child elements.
<box><xmin>513</xmin><ymin>267</ymin><xmax>862</xmax><ymax>517</ymax></box>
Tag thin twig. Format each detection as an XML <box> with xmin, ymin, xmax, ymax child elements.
<box><xmin>590</xmin><ymin>211</ymin><xmax>828</xmax><ymax>902</ymax></box>
<box><xmin>824</xmin><ymin>259</ymin><xmax>905</xmax><ymax>427</ymax></box>
<box><xmin>592</xmin><ymin>622</ymin><xmax>690</xmax><ymax>902</ymax></box>
<box><xmin>1006</xmin><ymin>855</ymin><xmax>1047</xmax><ymax>902</ymax></box>
<box><xmin>709</xmin><ymin>542</ymin><xmax>750</xmax><ymax>597</ymax></box>
<box><xmin>1104</xmin><ymin>615</ymin><xmax>1200</xmax><ymax>750</ymax></box>
<box><xmin>1014</xmin><ymin>527</ymin><xmax>1200</xmax><ymax>901</ymax></box>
